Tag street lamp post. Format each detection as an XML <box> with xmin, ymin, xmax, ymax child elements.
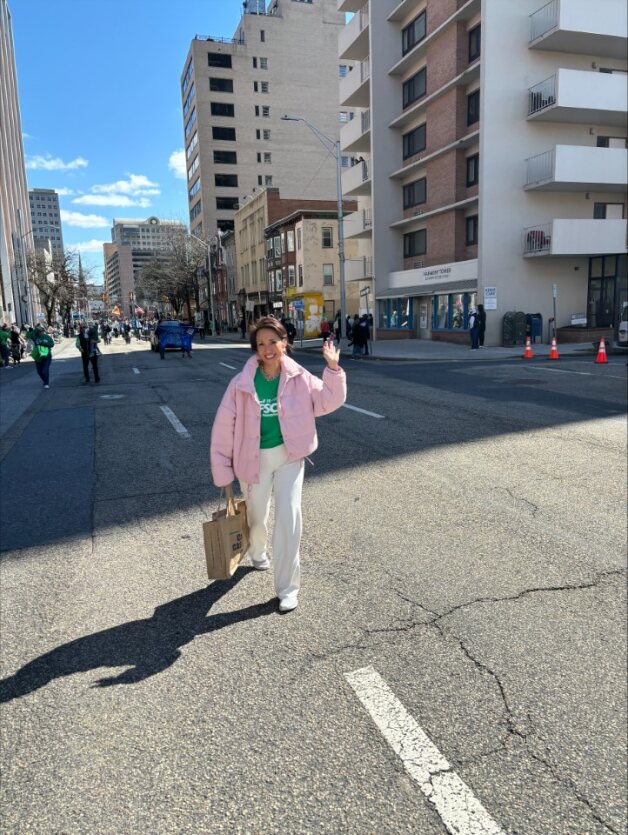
<box><xmin>281</xmin><ymin>115</ymin><xmax>347</xmax><ymax>339</ymax></box>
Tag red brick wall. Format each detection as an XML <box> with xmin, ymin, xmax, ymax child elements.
<box><xmin>425</xmin><ymin>88</ymin><xmax>458</xmax><ymax>154</ymax></box>
<box><xmin>427</xmin><ymin>0</ymin><xmax>458</xmax><ymax>34</ymax></box>
<box><xmin>426</xmin><ymin>23</ymin><xmax>462</xmax><ymax>95</ymax></box>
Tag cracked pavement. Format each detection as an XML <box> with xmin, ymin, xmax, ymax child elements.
<box><xmin>1</xmin><ymin>340</ymin><xmax>626</xmax><ymax>833</ymax></box>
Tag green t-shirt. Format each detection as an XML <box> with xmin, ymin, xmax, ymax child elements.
<box><xmin>254</xmin><ymin>368</ymin><xmax>284</xmax><ymax>450</ymax></box>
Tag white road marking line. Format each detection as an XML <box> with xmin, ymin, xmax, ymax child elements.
<box><xmin>219</xmin><ymin>362</ymin><xmax>237</xmax><ymax>370</ymax></box>
<box><xmin>342</xmin><ymin>404</ymin><xmax>385</xmax><ymax>419</ymax></box>
<box><xmin>160</xmin><ymin>405</ymin><xmax>190</xmax><ymax>438</ymax></box>
<box><xmin>345</xmin><ymin>667</ymin><xmax>505</xmax><ymax>835</ymax></box>
<box><xmin>536</xmin><ymin>367</ymin><xmax>626</xmax><ymax>380</ymax></box>
<box><xmin>132</xmin><ymin>367</ymin><xmax>140</xmax><ymax>374</ymax></box>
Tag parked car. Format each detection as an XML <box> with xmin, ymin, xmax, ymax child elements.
<box><xmin>150</xmin><ymin>320</ymin><xmax>190</xmax><ymax>352</ymax></box>
<box><xmin>618</xmin><ymin>302</ymin><xmax>628</xmax><ymax>347</ymax></box>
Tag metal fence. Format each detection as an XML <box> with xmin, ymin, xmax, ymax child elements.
<box><xmin>528</xmin><ymin>74</ymin><xmax>557</xmax><ymax>115</ymax></box>
<box><xmin>525</xmin><ymin>149</ymin><xmax>555</xmax><ymax>185</ymax></box>
<box><xmin>530</xmin><ymin>0</ymin><xmax>559</xmax><ymax>42</ymax></box>
<box><xmin>523</xmin><ymin>222</ymin><xmax>552</xmax><ymax>254</ymax></box>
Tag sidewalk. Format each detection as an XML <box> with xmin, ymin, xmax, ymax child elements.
<box><xmin>203</xmin><ymin>330</ymin><xmax>607</xmax><ymax>362</ymax></box>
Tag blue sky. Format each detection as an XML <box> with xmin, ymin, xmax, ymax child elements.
<box><xmin>13</xmin><ymin>0</ymin><xmax>244</xmax><ymax>283</ymax></box>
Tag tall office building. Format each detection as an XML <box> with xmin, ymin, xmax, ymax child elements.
<box><xmin>28</xmin><ymin>188</ymin><xmax>64</xmax><ymax>255</ymax></box>
<box><xmin>338</xmin><ymin>0</ymin><xmax>627</xmax><ymax>345</ymax></box>
<box><xmin>103</xmin><ymin>216</ymin><xmax>185</xmax><ymax>310</ymax></box>
<box><xmin>0</xmin><ymin>0</ymin><xmax>35</xmax><ymax>325</ymax></box>
<box><xmin>179</xmin><ymin>0</ymin><xmax>347</xmax><ymax>240</ymax></box>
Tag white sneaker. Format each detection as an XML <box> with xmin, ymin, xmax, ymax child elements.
<box><xmin>279</xmin><ymin>595</ymin><xmax>298</xmax><ymax>613</ymax></box>
<box><xmin>251</xmin><ymin>553</ymin><xmax>270</xmax><ymax>571</ymax></box>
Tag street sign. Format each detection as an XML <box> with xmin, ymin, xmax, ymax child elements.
<box><xmin>552</xmin><ymin>283</ymin><xmax>558</xmax><ymax>299</ymax></box>
<box><xmin>360</xmin><ymin>287</ymin><xmax>370</xmax><ymax>297</ymax></box>
<box><xmin>293</xmin><ymin>300</ymin><xmax>305</xmax><ymax>311</ymax></box>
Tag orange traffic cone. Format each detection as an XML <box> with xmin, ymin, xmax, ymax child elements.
<box><xmin>522</xmin><ymin>337</ymin><xmax>534</xmax><ymax>359</ymax></box>
<box><xmin>548</xmin><ymin>336</ymin><xmax>560</xmax><ymax>360</ymax></box>
<box><xmin>595</xmin><ymin>338</ymin><xmax>608</xmax><ymax>364</ymax></box>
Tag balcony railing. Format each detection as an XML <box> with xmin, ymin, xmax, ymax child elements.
<box><xmin>523</xmin><ymin>222</ymin><xmax>552</xmax><ymax>254</ymax></box>
<box><xmin>358</xmin><ymin>3</ymin><xmax>369</xmax><ymax>31</ymax></box>
<box><xmin>360</xmin><ymin>57</ymin><xmax>370</xmax><ymax>83</ymax></box>
<box><xmin>529</xmin><ymin>0</ymin><xmax>559</xmax><ymax>41</ymax></box>
<box><xmin>526</xmin><ymin>149</ymin><xmax>555</xmax><ymax>185</ymax></box>
<box><xmin>360</xmin><ymin>160</ymin><xmax>371</xmax><ymax>182</ymax></box>
<box><xmin>363</xmin><ymin>208</ymin><xmax>373</xmax><ymax>229</ymax></box>
<box><xmin>528</xmin><ymin>75</ymin><xmax>557</xmax><ymax>115</ymax></box>
<box><xmin>361</xmin><ymin>109</ymin><xmax>371</xmax><ymax>133</ymax></box>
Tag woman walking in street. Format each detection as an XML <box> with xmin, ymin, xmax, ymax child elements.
<box><xmin>210</xmin><ymin>317</ymin><xmax>346</xmax><ymax>612</ymax></box>
<box><xmin>26</xmin><ymin>324</ymin><xmax>54</xmax><ymax>388</ymax></box>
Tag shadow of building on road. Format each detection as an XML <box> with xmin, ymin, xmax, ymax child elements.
<box><xmin>0</xmin><ymin>568</ymin><xmax>274</xmax><ymax>703</ymax></box>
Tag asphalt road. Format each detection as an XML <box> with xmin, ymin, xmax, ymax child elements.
<box><xmin>1</xmin><ymin>337</ymin><xmax>626</xmax><ymax>834</ymax></box>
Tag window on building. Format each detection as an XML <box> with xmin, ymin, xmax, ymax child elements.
<box><xmin>258</xmin><ymin>175</ymin><xmax>263</xmax><ymax>185</ymax></box>
<box><xmin>466</xmin><ymin>153</ymin><xmax>479</xmax><ymax>186</ymax></box>
<box><xmin>273</xmin><ymin>235</ymin><xmax>281</xmax><ymax>258</ymax></box>
<box><xmin>402</xmin><ymin>123</ymin><xmax>426</xmax><ymax>159</ymax></box>
<box><xmin>261</xmin><ymin>81</ymin><xmax>269</xmax><ymax>93</ymax></box>
<box><xmin>402</xmin><ymin>11</ymin><xmax>426</xmax><ymax>56</ymax></box>
<box><xmin>256</xmin><ymin>129</ymin><xmax>261</xmax><ymax>139</ymax></box>
<box><xmin>468</xmin><ymin>24</ymin><xmax>481</xmax><ymax>62</ymax></box>
<box><xmin>339</xmin><ymin>65</ymin><xmax>348</xmax><ymax>77</ymax></box>
<box><xmin>252</xmin><ymin>57</ymin><xmax>258</xmax><ymax>68</ymax></box>
<box><xmin>188</xmin><ymin>157</ymin><xmax>199</xmax><ymax>180</ymax></box>
<box><xmin>215</xmin><ymin>174</ymin><xmax>238</xmax><ymax>188</ymax></box>
<box><xmin>403</xmin><ymin>68</ymin><xmax>427</xmax><ymax>109</ymax></box>
<box><xmin>253</xmin><ymin>81</ymin><xmax>259</xmax><ymax>92</ymax></box>
<box><xmin>597</xmin><ymin>136</ymin><xmax>628</xmax><ymax>148</ymax></box>
<box><xmin>467</xmin><ymin>90</ymin><xmax>480</xmax><ymax>125</ymax></box>
<box><xmin>182</xmin><ymin>59</ymin><xmax>194</xmax><ymax>94</ymax></box>
<box><xmin>255</xmin><ymin>105</ymin><xmax>260</xmax><ymax>116</ymax></box>
<box><xmin>403</xmin><ymin>229</ymin><xmax>426</xmax><ymax>257</ymax></box>
<box><xmin>212</xmin><ymin>126</ymin><xmax>236</xmax><ymax>141</ymax></box>
<box><xmin>466</xmin><ymin>215</ymin><xmax>478</xmax><ymax>245</ymax></box>
<box><xmin>263</xmin><ymin>129</ymin><xmax>271</xmax><ymax>140</ymax></box>
<box><xmin>266</xmin><ymin>238</ymin><xmax>274</xmax><ymax>258</ymax></box>
<box><xmin>260</xmin><ymin>57</ymin><xmax>268</xmax><ymax>69</ymax></box>
<box><xmin>260</xmin><ymin>29</ymin><xmax>265</xmax><ymax>42</ymax></box>
<box><xmin>209</xmin><ymin>78</ymin><xmax>234</xmax><ymax>96</ymax></box>
<box><xmin>594</xmin><ymin>202</ymin><xmax>625</xmax><ymax>219</ymax></box>
<box><xmin>183</xmin><ymin>83</ymin><xmax>195</xmax><ymax>118</ymax></box>
<box><xmin>184</xmin><ymin>107</ymin><xmax>197</xmax><ymax>138</ymax></box>
<box><xmin>288</xmin><ymin>265</ymin><xmax>296</xmax><ymax>287</ymax></box>
<box><xmin>432</xmin><ymin>292</ymin><xmax>476</xmax><ymax>330</ymax></box>
<box><xmin>378</xmin><ymin>298</ymin><xmax>413</xmax><ymax>330</ymax></box>
<box><xmin>190</xmin><ymin>200</ymin><xmax>202</xmax><ymax>221</ymax></box>
<box><xmin>321</xmin><ymin>227</ymin><xmax>333</xmax><ymax>248</ymax></box>
<box><xmin>211</xmin><ymin>101</ymin><xmax>235</xmax><ymax>117</ymax></box>
<box><xmin>286</xmin><ymin>230</ymin><xmax>295</xmax><ymax>252</ymax></box>
<box><xmin>214</xmin><ymin>150</ymin><xmax>237</xmax><ymax>165</ymax></box>
<box><xmin>265</xmin><ymin>175</ymin><xmax>273</xmax><ymax>186</ymax></box>
<box><xmin>264</xmin><ymin>152</ymin><xmax>272</xmax><ymax>163</ymax></box>
<box><xmin>257</xmin><ymin>152</ymin><xmax>262</xmax><ymax>163</ymax></box>
<box><xmin>298</xmin><ymin>264</ymin><xmax>303</xmax><ymax>286</ymax></box>
<box><xmin>189</xmin><ymin>178</ymin><xmax>201</xmax><ymax>200</ymax></box>
<box><xmin>403</xmin><ymin>177</ymin><xmax>427</xmax><ymax>209</ymax></box>
<box><xmin>323</xmin><ymin>264</ymin><xmax>334</xmax><ymax>286</ymax></box>
<box><xmin>341</xmin><ymin>155</ymin><xmax>350</xmax><ymax>167</ymax></box>
<box><xmin>216</xmin><ymin>197</ymin><xmax>239</xmax><ymax>210</ymax></box>
<box><xmin>297</xmin><ymin>228</ymin><xmax>302</xmax><ymax>250</ymax></box>
<box><xmin>208</xmin><ymin>52</ymin><xmax>232</xmax><ymax>68</ymax></box>
<box><xmin>262</xmin><ymin>106</ymin><xmax>270</xmax><ymax>117</ymax></box>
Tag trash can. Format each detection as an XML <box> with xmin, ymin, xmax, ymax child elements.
<box><xmin>513</xmin><ymin>312</ymin><xmax>527</xmax><ymax>345</ymax></box>
<box><xmin>503</xmin><ymin>312</ymin><xmax>516</xmax><ymax>347</ymax></box>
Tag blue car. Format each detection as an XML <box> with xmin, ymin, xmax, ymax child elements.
<box><xmin>150</xmin><ymin>321</ymin><xmax>194</xmax><ymax>354</ymax></box>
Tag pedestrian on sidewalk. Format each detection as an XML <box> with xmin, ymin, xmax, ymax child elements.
<box><xmin>0</xmin><ymin>324</ymin><xmax>11</xmax><ymax>368</ymax></box>
<box><xmin>239</xmin><ymin>316</ymin><xmax>247</xmax><ymax>340</ymax></box>
<box><xmin>333</xmin><ymin>311</ymin><xmax>341</xmax><ymax>343</ymax></box>
<box><xmin>210</xmin><ymin>316</ymin><xmax>346</xmax><ymax>613</ymax></box>
<box><xmin>477</xmin><ymin>304</ymin><xmax>486</xmax><ymax>347</ymax></box>
<box><xmin>26</xmin><ymin>324</ymin><xmax>54</xmax><ymax>388</ymax></box>
<box><xmin>468</xmin><ymin>307</ymin><xmax>480</xmax><ymax>350</ymax></box>
<box><xmin>76</xmin><ymin>322</ymin><xmax>101</xmax><ymax>384</ymax></box>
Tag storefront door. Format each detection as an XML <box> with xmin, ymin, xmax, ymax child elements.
<box><xmin>588</xmin><ymin>256</ymin><xmax>622</xmax><ymax>328</ymax></box>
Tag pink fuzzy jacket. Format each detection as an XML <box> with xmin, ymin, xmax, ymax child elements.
<box><xmin>210</xmin><ymin>354</ymin><xmax>346</xmax><ymax>487</ymax></box>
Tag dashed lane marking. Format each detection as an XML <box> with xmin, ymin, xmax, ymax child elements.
<box><xmin>342</xmin><ymin>403</ymin><xmax>385</xmax><ymax>419</ymax></box>
<box><xmin>536</xmin><ymin>366</ymin><xmax>626</xmax><ymax>381</ymax></box>
<box><xmin>345</xmin><ymin>667</ymin><xmax>505</xmax><ymax>835</ymax></box>
<box><xmin>160</xmin><ymin>405</ymin><xmax>190</xmax><ymax>438</ymax></box>
<box><xmin>219</xmin><ymin>362</ymin><xmax>237</xmax><ymax>370</ymax></box>
<box><xmin>132</xmin><ymin>367</ymin><xmax>140</xmax><ymax>374</ymax></box>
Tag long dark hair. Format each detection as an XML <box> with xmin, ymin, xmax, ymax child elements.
<box><xmin>249</xmin><ymin>316</ymin><xmax>293</xmax><ymax>355</ymax></box>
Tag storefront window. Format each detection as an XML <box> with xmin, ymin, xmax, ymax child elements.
<box><xmin>432</xmin><ymin>293</ymin><xmax>476</xmax><ymax>330</ymax></box>
<box><xmin>378</xmin><ymin>299</ymin><xmax>413</xmax><ymax>329</ymax></box>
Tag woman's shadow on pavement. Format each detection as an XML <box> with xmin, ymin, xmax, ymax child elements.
<box><xmin>0</xmin><ymin>568</ymin><xmax>275</xmax><ymax>703</ymax></box>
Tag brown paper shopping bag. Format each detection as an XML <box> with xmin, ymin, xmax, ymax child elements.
<box><xmin>203</xmin><ymin>486</ymin><xmax>249</xmax><ymax>580</ymax></box>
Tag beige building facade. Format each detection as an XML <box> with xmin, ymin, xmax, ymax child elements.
<box><xmin>28</xmin><ymin>188</ymin><xmax>64</xmax><ymax>256</ymax></box>
<box><xmin>339</xmin><ymin>0</ymin><xmax>627</xmax><ymax>345</ymax></box>
<box><xmin>0</xmin><ymin>0</ymin><xmax>35</xmax><ymax>325</ymax></box>
<box><xmin>179</xmin><ymin>0</ymin><xmax>347</xmax><ymax>241</ymax></box>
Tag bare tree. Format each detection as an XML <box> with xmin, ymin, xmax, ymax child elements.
<box><xmin>27</xmin><ymin>248</ymin><xmax>80</xmax><ymax>327</ymax></box>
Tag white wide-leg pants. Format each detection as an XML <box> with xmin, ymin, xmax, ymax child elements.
<box><xmin>241</xmin><ymin>444</ymin><xmax>304</xmax><ymax>600</ymax></box>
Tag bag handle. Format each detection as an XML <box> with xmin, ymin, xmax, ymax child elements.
<box><xmin>223</xmin><ymin>484</ymin><xmax>237</xmax><ymax>516</ymax></box>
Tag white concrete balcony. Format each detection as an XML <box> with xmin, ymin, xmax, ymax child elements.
<box><xmin>528</xmin><ymin>69</ymin><xmax>627</xmax><ymax>127</ymax></box>
<box><xmin>529</xmin><ymin>0</ymin><xmax>627</xmax><ymax>60</ymax></box>
<box><xmin>525</xmin><ymin>145</ymin><xmax>628</xmax><ymax>191</ymax></box>
<box><xmin>338</xmin><ymin>0</ymin><xmax>364</xmax><ymax>12</ymax></box>
<box><xmin>338</xmin><ymin>3</ymin><xmax>369</xmax><ymax>61</ymax></box>
<box><xmin>345</xmin><ymin>256</ymin><xmax>373</xmax><ymax>281</ymax></box>
<box><xmin>341</xmin><ymin>159</ymin><xmax>371</xmax><ymax>197</ymax></box>
<box><xmin>344</xmin><ymin>208</ymin><xmax>373</xmax><ymax>239</ymax></box>
<box><xmin>523</xmin><ymin>219</ymin><xmax>627</xmax><ymax>256</ymax></box>
<box><xmin>340</xmin><ymin>108</ymin><xmax>371</xmax><ymax>154</ymax></box>
<box><xmin>339</xmin><ymin>58</ymin><xmax>370</xmax><ymax>108</ymax></box>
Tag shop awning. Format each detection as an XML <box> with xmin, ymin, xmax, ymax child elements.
<box><xmin>376</xmin><ymin>278</ymin><xmax>477</xmax><ymax>300</ymax></box>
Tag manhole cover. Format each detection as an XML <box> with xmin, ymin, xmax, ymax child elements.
<box><xmin>100</xmin><ymin>394</ymin><xmax>125</xmax><ymax>399</ymax></box>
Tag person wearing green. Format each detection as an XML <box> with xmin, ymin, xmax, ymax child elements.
<box><xmin>27</xmin><ymin>325</ymin><xmax>54</xmax><ymax>388</ymax></box>
<box><xmin>0</xmin><ymin>325</ymin><xmax>10</xmax><ymax>368</ymax></box>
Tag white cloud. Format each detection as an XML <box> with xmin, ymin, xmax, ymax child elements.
<box><xmin>168</xmin><ymin>149</ymin><xmax>186</xmax><ymax>180</ymax></box>
<box><xmin>72</xmin><ymin>194</ymin><xmax>151</xmax><ymax>208</ymax></box>
<box><xmin>55</xmin><ymin>187</ymin><xmax>75</xmax><ymax>197</ymax></box>
<box><xmin>60</xmin><ymin>209</ymin><xmax>109</xmax><ymax>228</ymax></box>
<box><xmin>26</xmin><ymin>154</ymin><xmax>88</xmax><ymax>171</ymax></box>
<box><xmin>72</xmin><ymin>239</ymin><xmax>108</xmax><ymax>254</ymax></box>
